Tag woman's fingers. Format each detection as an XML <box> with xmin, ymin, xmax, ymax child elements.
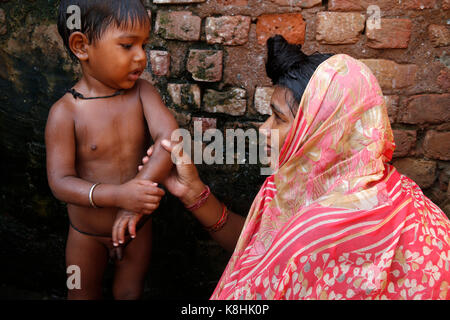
<box><xmin>162</xmin><ymin>139</ymin><xmax>192</xmax><ymax>165</ymax></box>
<box><xmin>161</xmin><ymin>139</ymin><xmax>173</xmax><ymax>152</ymax></box>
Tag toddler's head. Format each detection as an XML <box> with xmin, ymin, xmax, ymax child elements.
<box><xmin>57</xmin><ymin>0</ymin><xmax>151</xmax><ymax>89</ymax></box>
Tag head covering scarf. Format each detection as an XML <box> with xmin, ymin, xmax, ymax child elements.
<box><xmin>211</xmin><ymin>54</ymin><xmax>450</xmax><ymax>300</ymax></box>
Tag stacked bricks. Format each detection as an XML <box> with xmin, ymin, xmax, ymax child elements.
<box><xmin>140</xmin><ymin>0</ymin><xmax>450</xmax><ymax>215</ymax></box>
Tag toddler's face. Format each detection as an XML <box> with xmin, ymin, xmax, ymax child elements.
<box><xmin>86</xmin><ymin>20</ymin><xmax>150</xmax><ymax>89</ymax></box>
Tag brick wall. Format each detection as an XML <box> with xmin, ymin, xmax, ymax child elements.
<box><xmin>141</xmin><ymin>0</ymin><xmax>450</xmax><ymax>215</ymax></box>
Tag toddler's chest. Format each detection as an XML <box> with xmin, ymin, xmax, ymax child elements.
<box><xmin>73</xmin><ymin>101</ymin><xmax>149</xmax><ymax>157</ymax></box>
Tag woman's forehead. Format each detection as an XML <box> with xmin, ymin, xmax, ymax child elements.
<box><xmin>271</xmin><ymin>87</ymin><xmax>294</xmax><ymax>113</ymax></box>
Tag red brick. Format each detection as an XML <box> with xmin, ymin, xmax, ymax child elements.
<box><xmin>393</xmin><ymin>158</ymin><xmax>437</xmax><ymax>188</ymax></box>
<box><xmin>205</xmin><ymin>16</ymin><xmax>251</xmax><ymax>46</ymax></box>
<box><xmin>203</xmin><ymin>88</ymin><xmax>247</xmax><ymax>116</ymax></box>
<box><xmin>256</xmin><ymin>13</ymin><xmax>306</xmax><ymax>45</ymax></box>
<box><xmin>401</xmin><ymin>0</ymin><xmax>437</xmax><ymax>9</ymax></box>
<box><xmin>153</xmin><ymin>0</ymin><xmax>205</xmax><ymax>2</ymax></box>
<box><xmin>155</xmin><ymin>11</ymin><xmax>201</xmax><ymax>41</ymax></box>
<box><xmin>444</xmin><ymin>0</ymin><xmax>450</xmax><ymax>9</ymax></box>
<box><xmin>438</xmin><ymin>169</ymin><xmax>450</xmax><ymax>192</ymax></box>
<box><xmin>149</xmin><ymin>50</ymin><xmax>170</xmax><ymax>76</ymax></box>
<box><xmin>254</xmin><ymin>87</ymin><xmax>275</xmax><ymax>115</ymax></box>
<box><xmin>139</xmin><ymin>70</ymin><xmax>156</xmax><ymax>85</ymax></box>
<box><xmin>398</xmin><ymin>94</ymin><xmax>450</xmax><ymax>124</ymax></box>
<box><xmin>360</xmin><ymin>59</ymin><xmax>417</xmax><ymax>90</ymax></box>
<box><xmin>437</xmin><ymin>69</ymin><xmax>450</xmax><ymax>92</ymax></box>
<box><xmin>428</xmin><ymin>24</ymin><xmax>450</xmax><ymax>48</ymax></box>
<box><xmin>328</xmin><ymin>0</ymin><xmax>397</xmax><ymax>11</ymax></box>
<box><xmin>217</xmin><ymin>0</ymin><xmax>248</xmax><ymax>5</ymax></box>
<box><xmin>366</xmin><ymin>19</ymin><xmax>412</xmax><ymax>49</ymax></box>
<box><xmin>328</xmin><ymin>0</ymin><xmax>364</xmax><ymax>11</ymax></box>
<box><xmin>167</xmin><ymin>83</ymin><xmax>201</xmax><ymax>110</ymax></box>
<box><xmin>393</xmin><ymin>130</ymin><xmax>417</xmax><ymax>158</ymax></box>
<box><xmin>270</xmin><ymin>0</ymin><xmax>321</xmax><ymax>7</ymax></box>
<box><xmin>223</xmin><ymin>121</ymin><xmax>262</xmax><ymax>131</ymax></box>
<box><xmin>187</xmin><ymin>50</ymin><xmax>223</xmax><ymax>82</ymax></box>
<box><xmin>384</xmin><ymin>95</ymin><xmax>399</xmax><ymax>123</ymax></box>
<box><xmin>333</xmin><ymin>0</ymin><xmax>438</xmax><ymax>11</ymax></box>
<box><xmin>316</xmin><ymin>12</ymin><xmax>365</xmax><ymax>45</ymax></box>
<box><xmin>423</xmin><ymin>131</ymin><xmax>450</xmax><ymax>160</ymax></box>
<box><xmin>192</xmin><ymin>117</ymin><xmax>217</xmax><ymax>134</ymax></box>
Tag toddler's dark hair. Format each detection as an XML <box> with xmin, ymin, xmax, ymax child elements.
<box><xmin>265</xmin><ymin>35</ymin><xmax>334</xmax><ymax>116</ymax></box>
<box><xmin>57</xmin><ymin>0</ymin><xmax>150</xmax><ymax>61</ymax></box>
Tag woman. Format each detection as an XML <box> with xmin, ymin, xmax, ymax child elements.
<box><xmin>119</xmin><ymin>35</ymin><xmax>450</xmax><ymax>299</ymax></box>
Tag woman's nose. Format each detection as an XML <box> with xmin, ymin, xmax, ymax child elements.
<box><xmin>259</xmin><ymin>118</ymin><xmax>272</xmax><ymax>139</ymax></box>
<box><xmin>260</xmin><ymin>116</ymin><xmax>272</xmax><ymax>132</ymax></box>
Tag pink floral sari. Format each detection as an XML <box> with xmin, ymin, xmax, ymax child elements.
<box><xmin>211</xmin><ymin>54</ymin><xmax>450</xmax><ymax>300</ymax></box>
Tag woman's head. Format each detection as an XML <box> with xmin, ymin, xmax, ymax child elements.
<box><xmin>260</xmin><ymin>35</ymin><xmax>333</xmax><ymax>167</ymax></box>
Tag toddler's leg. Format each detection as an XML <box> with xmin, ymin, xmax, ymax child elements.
<box><xmin>65</xmin><ymin>226</ymin><xmax>109</xmax><ymax>300</ymax></box>
<box><xmin>112</xmin><ymin>218</ymin><xmax>153</xmax><ymax>300</ymax></box>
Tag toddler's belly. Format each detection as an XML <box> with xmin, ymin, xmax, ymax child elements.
<box><xmin>67</xmin><ymin>204</ymin><xmax>118</xmax><ymax>237</ymax></box>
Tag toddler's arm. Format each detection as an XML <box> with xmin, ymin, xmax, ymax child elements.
<box><xmin>111</xmin><ymin>80</ymin><xmax>179</xmax><ymax>245</ymax></box>
<box><xmin>135</xmin><ymin>79</ymin><xmax>179</xmax><ymax>182</ymax></box>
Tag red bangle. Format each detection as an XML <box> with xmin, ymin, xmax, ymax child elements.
<box><xmin>204</xmin><ymin>203</ymin><xmax>229</xmax><ymax>233</ymax></box>
<box><xmin>185</xmin><ymin>185</ymin><xmax>211</xmax><ymax>211</ymax></box>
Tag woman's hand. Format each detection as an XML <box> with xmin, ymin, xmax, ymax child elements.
<box><xmin>140</xmin><ymin>139</ymin><xmax>204</xmax><ymax>206</ymax></box>
<box><xmin>141</xmin><ymin>139</ymin><xmax>246</xmax><ymax>253</ymax></box>
<box><xmin>115</xmin><ymin>178</ymin><xmax>165</xmax><ymax>214</ymax></box>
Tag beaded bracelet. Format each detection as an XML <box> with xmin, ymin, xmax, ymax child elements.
<box><xmin>204</xmin><ymin>203</ymin><xmax>229</xmax><ymax>233</ymax></box>
<box><xmin>185</xmin><ymin>185</ymin><xmax>211</xmax><ymax>211</ymax></box>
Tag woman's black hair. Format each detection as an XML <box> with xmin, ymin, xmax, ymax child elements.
<box><xmin>57</xmin><ymin>0</ymin><xmax>150</xmax><ymax>61</ymax></box>
<box><xmin>265</xmin><ymin>35</ymin><xmax>334</xmax><ymax>116</ymax></box>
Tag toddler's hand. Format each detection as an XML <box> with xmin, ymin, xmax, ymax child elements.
<box><xmin>116</xmin><ymin>179</ymin><xmax>165</xmax><ymax>214</ymax></box>
<box><xmin>112</xmin><ymin>209</ymin><xmax>143</xmax><ymax>247</ymax></box>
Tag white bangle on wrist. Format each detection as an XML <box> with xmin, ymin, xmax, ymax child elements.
<box><xmin>89</xmin><ymin>182</ymin><xmax>101</xmax><ymax>208</ymax></box>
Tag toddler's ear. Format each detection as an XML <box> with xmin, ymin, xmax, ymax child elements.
<box><xmin>68</xmin><ymin>32</ymin><xmax>89</xmax><ymax>61</ymax></box>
